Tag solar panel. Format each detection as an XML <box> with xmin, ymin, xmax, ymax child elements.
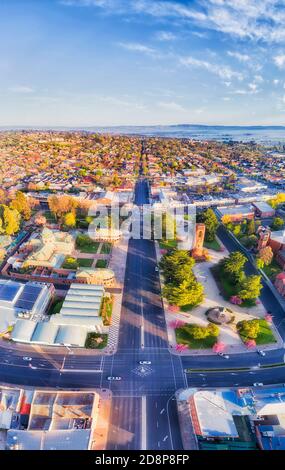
<box><xmin>14</xmin><ymin>285</ymin><xmax>42</xmax><ymax>311</ymax></box>
<box><xmin>0</xmin><ymin>283</ymin><xmax>20</xmax><ymax>302</ymax></box>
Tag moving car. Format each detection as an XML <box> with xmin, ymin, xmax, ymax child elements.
<box><xmin>107</xmin><ymin>376</ymin><xmax>121</xmax><ymax>381</ymax></box>
<box><xmin>218</xmin><ymin>353</ymin><xmax>229</xmax><ymax>359</ymax></box>
<box><xmin>139</xmin><ymin>360</ymin><xmax>151</xmax><ymax>365</ymax></box>
<box><xmin>155</xmin><ymin>267</ymin><xmax>159</xmax><ymax>272</ymax></box>
<box><xmin>257</xmin><ymin>350</ymin><xmax>266</xmax><ymax>356</ymax></box>
<box><xmin>253</xmin><ymin>382</ymin><xmax>264</xmax><ymax>387</ymax></box>
<box><xmin>22</xmin><ymin>357</ymin><xmax>32</xmax><ymax>361</ymax></box>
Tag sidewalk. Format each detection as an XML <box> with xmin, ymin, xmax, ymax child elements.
<box><xmin>90</xmin><ymin>389</ymin><xmax>112</xmax><ymax>450</ymax></box>
<box><xmin>104</xmin><ymin>234</ymin><xmax>129</xmax><ymax>354</ymax></box>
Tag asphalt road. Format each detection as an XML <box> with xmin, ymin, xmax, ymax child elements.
<box><xmin>1</xmin><ymin>178</ymin><xmax>285</xmax><ymax>450</ymax></box>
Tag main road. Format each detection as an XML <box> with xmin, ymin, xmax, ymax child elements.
<box><xmin>1</xmin><ymin>178</ymin><xmax>285</xmax><ymax>449</ymax></box>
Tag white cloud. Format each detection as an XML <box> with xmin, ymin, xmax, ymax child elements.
<box><xmin>227</xmin><ymin>51</ymin><xmax>250</xmax><ymax>62</ymax></box>
<box><xmin>117</xmin><ymin>42</ymin><xmax>156</xmax><ymax>55</ymax></box>
<box><xmin>274</xmin><ymin>54</ymin><xmax>285</xmax><ymax>69</ymax></box>
<box><xmin>273</xmin><ymin>79</ymin><xmax>280</xmax><ymax>85</ymax></box>
<box><xmin>61</xmin><ymin>1</ymin><xmax>285</xmax><ymax>44</ymax></box>
<box><xmin>180</xmin><ymin>56</ymin><xmax>243</xmax><ymax>81</ymax></box>
<box><xmin>155</xmin><ymin>31</ymin><xmax>176</xmax><ymax>41</ymax></box>
<box><xmin>8</xmin><ymin>86</ymin><xmax>34</xmax><ymax>94</ymax></box>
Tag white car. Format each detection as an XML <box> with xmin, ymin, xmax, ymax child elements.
<box><xmin>139</xmin><ymin>361</ymin><xmax>151</xmax><ymax>365</ymax></box>
<box><xmin>253</xmin><ymin>382</ymin><xmax>264</xmax><ymax>387</ymax></box>
<box><xmin>22</xmin><ymin>357</ymin><xmax>32</xmax><ymax>361</ymax></box>
<box><xmin>218</xmin><ymin>353</ymin><xmax>229</xmax><ymax>359</ymax></box>
<box><xmin>107</xmin><ymin>376</ymin><xmax>121</xmax><ymax>381</ymax></box>
<box><xmin>155</xmin><ymin>267</ymin><xmax>159</xmax><ymax>272</ymax></box>
<box><xmin>257</xmin><ymin>350</ymin><xmax>266</xmax><ymax>356</ymax></box>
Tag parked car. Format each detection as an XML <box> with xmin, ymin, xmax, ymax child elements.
<box><xmin>253</xmin><ymin>382</ymin><xmax>264</xmax><ymax>387</ymax></box>
<box><xmin>139</xmin><ymin>361</ymin><xmax>151</xmax><ymax>365</ymax></box>
<box><xmin>155</xmin><ymin>267</ymin><xmax>159</xmax><ymax>272</ymax></box>
<box><xmin>22</xmin><ymin>357</ymin><xmax>32</xmax><ymax>361</ymax></box>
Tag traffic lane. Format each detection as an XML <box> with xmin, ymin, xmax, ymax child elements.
<box><xmin>146</xmin><ymin>395</ymin><xmax>183</xmax><ymax>451</ymax></box>
<box><xmin>185</xmin><ymin>366</ymin><xmax>285</xmax><ymax>388</ymax></box>
<box><xmin>181</xmin><ymin>347</ymin><xmax>285</xmax><ymax>369</ymax></box>
<box><xmin>107</xmin><ymin>397</ymin><xmax>142</xmax><ymax>450</ymax></box>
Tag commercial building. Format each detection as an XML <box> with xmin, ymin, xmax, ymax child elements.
<box><xmin>217</xmin><ymin>204</ymin><xmax>255</xmax><ymax>222</ymax></box>
<box><xmin>0</xmin><ymin>279</ymin><xmax>53</xmax><ymax>333</ymax></box>
<box><xmin>6</xmin><ymin>390</ymin><xmax>101</xmax><ymax>450</ymax></box>
<box><xmin>252</xmin><ymin>201</ymin><xmax>275</xmax><ymax>218</ymax></box>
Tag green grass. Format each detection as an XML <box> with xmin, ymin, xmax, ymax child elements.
<box><xmin>78</xmin><ymin>241</ymin><xmax>99</xmax><ymax>254</ymax></box>
<box><xmin>175</xmin><ymin>326</ymin><xmax>217</xmax><ymax>349</ymax></box>
<box><xmin>61</xmin><ymin>257</ymin><xmax>78</xmax><ymax>269</ymax></box>
<box><xmin>100</xmin><ymin>243</ymin><xmax>112</xmax><ymax>254</ymax></box>
<box><xmin>262</xmin><ymin>258</ymin><xmax>282</xmax><ymax>280</ymax></box>
<box><xmin>47</xmin><ymin>299</ymin><xmax>64</xmax><ymax>315</ymax></box>
<box><xmin>77</xmin><ymin>258</ymin><xmax>94</xmax><ymax>268</ymax></box>
<box><xmin>204</xmin><ymin>237</ymin><xmax>221</xmax><ymax>251</ymax></box>
<box><xmin>96</xmin><ymin>259</ymin><xmax>108</xmax><ymax>268</ymax></box>
<box><xmin>239</xmin><ymin>319</ymin><xmax>276</xmax><ymax>345</ymax></box>
<box><xmin>159</xmin><ymin>239</ymin><xmax>178</xmax><ymax>250</ymax></box>
<box><xmin>85</xmin><ymin>333</ymin><xmax>108</xmax><ymax>349</ymax></box>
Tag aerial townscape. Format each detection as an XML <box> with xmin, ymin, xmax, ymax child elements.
<box><xmin>1</xmin><ymin>131</ymin><xmax>285</xmax><ymax>453</ymax></box>
<box><xmin>3</xmin><ymin>0</ymin><xmax>285</xmax><ymax>460</ymax></box>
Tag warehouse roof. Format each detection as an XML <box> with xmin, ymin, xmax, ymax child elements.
<box><xmin>11</xmin><ymin>319</ymin><xmax>37</xmax><ymax>343</ymax></box>
<box><xmin>55</xmin><ymin>325</ymin><xmax>87</xmax><ymax>347</ymax></box>
<box><xmin>32</xmin><ymin>322</ymin><xmax>59</xmax><ymax>345</ymax></box>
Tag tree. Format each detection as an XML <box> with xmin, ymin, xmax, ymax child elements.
<box><xmin>64</xmin><ymin>212</ymin><xmax>76</xmax><ymax>228</ymax></box>
<box><xmin>10</xmin><ymin>191</ymin><xmax>31</xmax><ymax>220</ymax></box>
<box><xmin>256</xmin><ymin>258</ymin><xmax>265</xmax><ymax>270</ymax></box>
<box><xmin>198</xmin><ymin>208</ymin><xmax>218</xmax><ymax>242</ymax></box>
<box><xmin>48</xmin><ymin>195</ymin><xmax>77</xmax><ymax>221</ymax></box>
<box><xmin>221</xmin><ymin>251</ymin><xmax>247</xmax><ymax>283</ymax></box>
<box><xmin>246</xmin><ymin>219</ymin><xmax>256</xmax><ymax>236</ymax></box>
<box><xmin>0</xmin><ymin>205</ymin><xmax>20</xmax><ymax>235</ymax></box>
<box><xmin>268</xmin><ymin>193</ymin><xmax>285</xmax><ymax>209</ymax></box>
<box><xmin>237</xmin><ymin>319</ymin><xmax>260</xmax><ymax>339</ymax></box>
<box><xmin>272</xmin><ymin>217</ymin><xmax>284</xmax><ymax>230</ymax></box>
<box><xmin>163</xmin><ymin>279</ymin><xmax>204</xmax><ymax>307</ymax></box>
<box><xmin>238</xmin><ymin>275</ymin><xmax>262</xmax><ymax>300</ymax></box>
<box><xmin>232</xmin><ymin>224</ymin><xmax>241</xmax><ymax>237</ymax></box>
<box><xmin>159</xmin><ymin>250</ymin><xmax>195</xmax><ymax>285</ymax></box>
<box><xmin>258</xmin><ymin>246</ymin><xmax>273</xmax><ymax>266</ymax></box>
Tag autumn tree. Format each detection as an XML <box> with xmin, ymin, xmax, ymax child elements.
<box><xmin>10</xmin><ymin>191</ymin><xmax>32</xmax><ymax>220</ymax></box>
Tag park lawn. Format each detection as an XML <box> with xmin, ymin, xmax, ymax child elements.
<box><xmin>85</xmin><ymin>333</ymin><xmax>108</xmax><ymax>349</ymax></box>
<box><xmin>61</xmin><ymin>257</ymin><xmax>78</xmax><ymax>269</ymax></box>
<box><xmin>77</xmin><ymin>258</ymin><xmax>94</xmax><ymax>268</ymax></box>
<box><xmin>239</xmin><ymin>319</ymin><xmax>276</xmax><ymax>345</ymax></box>
<box><xmin>204</xmin><ymin>237</ymin><xmax>221</xmax><ymax>251</ymax></box>
<box><xmin>262</xmin><ymin>258</ymin><xmax>282</xmax><ymax>280</ymax></box>
<box><xmin>100</xmin><ymin>243</ymin><xmax>112</xmax><ymax>254</ymax></box>
<box><xmin>96</xmin><ymin>259</ymin><xmax>108</xmax><ymax>268</ymax></box>
<box><xmin>159</xmin><ymin>239</ymin><xmax>178</xmax><ymax>250</ymax></box>
<box><xmin>211</xmin><ymin>266</ymin><xmax>256</xmax><ymax>308</ymax></box>
<box><xmin>175</xmin><ymin>326</ymin><xmax>217</xmax><ymax>349</ymax></box>
<box><xmin>78</xmin><ymin>241</ymin><xmax>100</xmax><ymax>254</ymax></box>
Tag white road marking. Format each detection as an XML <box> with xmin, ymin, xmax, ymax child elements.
<box><xmin>141</xmin><ymin>395</ymin><xmax>147</xmax><ymax>450</ymax></box>
<box><xmin>140</xmin><ymin>297</ymin><xmax>145</xmax><ymax>349</ymax></box>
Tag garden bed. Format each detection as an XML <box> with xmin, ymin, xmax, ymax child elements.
<box><xmin>85</xmin><ymin>332</ymin><xmax>108</xmax><ymax>349</ymax></box>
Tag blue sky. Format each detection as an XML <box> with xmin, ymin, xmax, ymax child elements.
<box><xmin>1</xmin><ymin>0</ymin><xmax>285</xmax><ymax>126</ymax></box>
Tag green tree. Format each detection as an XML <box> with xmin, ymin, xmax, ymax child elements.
<box><xmin>272</xmin><ymin>217</ymin><xmax>284</xmax><ymax>230</ymax></box>
<box><xmin>159</xmin><ymin>250</ymin><xmax>195</xmax><ymax>285</ymax></box>
<box><xmin>238</xmin><ymin>275</ymin><xmax>262</xmax><ymax>300</ymax></box>
<box><xmin>163</xmin><ymin>279</ymin><xmax>204</xmax><ymax>307</ymax></box>
<box><xmin>198</xmin><ymin>208</ymin><xmax>219</xmax><ymax>242</ymax></box>
<box><xmin>237</xmin><ymin>319</ymin><xmax>260</xmax><ymax>339</ymax></box>
<box><xmin>221</xmin><ymin>251</ymin><xmax>247</xmax><ymax>283</ymax></box>
<box><xmin>246</xmin><ymin>219</ymin><xmax>256</xmax><ymax>235</ymax></box>
<box><xmin>256</xmin><ymin>258</ymin><xmax>265</xmax><ymax>270</ymax></box>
